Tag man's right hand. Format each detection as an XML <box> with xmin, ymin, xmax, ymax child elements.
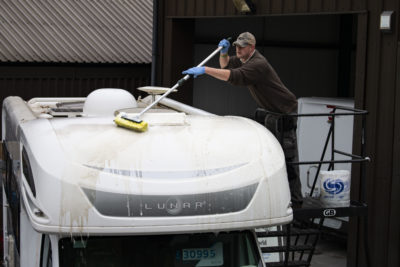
<box><xmin>182</xmin><ymin>67</ymin><xmax>205</xmax><ymax>78</ymax></box>
<box><xmin>218</xmin><ymin>39</ymin><xmax>230</xmax><ymax>54</ymax></box>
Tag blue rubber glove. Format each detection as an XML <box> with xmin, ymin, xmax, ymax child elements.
<box><xmin>182</xmin><ymin>67</ymin><xmax>205</xmax><ymax>78</ymax></box>
<box><xmin>218</xmin><ymin>39</ymin><xmax>230</xmax><ymax>54</ymax></box>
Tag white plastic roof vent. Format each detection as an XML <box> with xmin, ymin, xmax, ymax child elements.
<box><xmin>83</xmin><ymin>89</ymin><xmax>138</xmax><ymax>116</ymax></box>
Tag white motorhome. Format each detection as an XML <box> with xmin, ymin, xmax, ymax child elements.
<box><xmin>2</xmin><ymin>88</ymin><xmax>292</xmax><ymax>266</ymax></box>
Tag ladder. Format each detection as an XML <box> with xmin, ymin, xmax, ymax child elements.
<box><xmin>254</xmin><ymin>105</ymin><xmax>369</xmax><ymax>266</ymax></box>
<box><xmin>258</xmin><ymin>222</ymin><xmax>321</xmax><ymax>267</ymax></box>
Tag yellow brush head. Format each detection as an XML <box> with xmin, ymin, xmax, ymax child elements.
<box><xmin>114</xmin><ymin>116</ymin><xmax>148</xmax><ymax>132</ymax></box>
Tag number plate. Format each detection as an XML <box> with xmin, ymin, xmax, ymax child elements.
<box><xmin>182</xmin><ymin>248</ymin><xmax>216</xmax><ymax>260</ymax></box>
<box><xmin>180</xmin><ymin>242</ymin><xmax>223</xmax><ymax>266</ymax></box>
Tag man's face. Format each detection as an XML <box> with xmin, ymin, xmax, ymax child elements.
<box><xmin>235</xmin><ymin>45</ymin><xmax>254</xmax><ymax>61</ymax></box>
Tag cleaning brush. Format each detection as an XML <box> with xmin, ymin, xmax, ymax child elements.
<box><xmin>114</xmin><ymin>112</ymin><xmax>148</xmax><ymax>132</ymax></box>
<box><xmin>114</xmin><ymin>37</ymin><xmax>231</xmax><ymax>132</ymax></box>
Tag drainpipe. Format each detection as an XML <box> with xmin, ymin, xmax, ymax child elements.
<box><xmin>150</xmin><ymin>0</ymin><xmax>158</xmax><ymax>86</ymax></box>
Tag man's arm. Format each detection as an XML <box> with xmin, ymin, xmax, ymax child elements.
<box><xmin>205</xmin><ymin>67</ymin><xmax>231</xmax><ymax>81</ymax></box>
<box><xmin>219</xmin><ymin>54</ymin><xmax>229</xmax><ymax>68</ymax></box>
<box><xmin>218</xmin><ymin>39</ymin><xmax>230</xmax><ymax>68</ymax></box>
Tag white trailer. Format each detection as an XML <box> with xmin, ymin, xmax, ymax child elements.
<box><xmin>1</xmin><ymin>88</ymin><xmax>292</xmax><ymax>266</ymax></box>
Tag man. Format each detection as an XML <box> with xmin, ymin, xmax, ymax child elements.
<box><xmin>183</xmin><ymin>32</ymin><xmax>303</xmax><ymax>206</ymax></box>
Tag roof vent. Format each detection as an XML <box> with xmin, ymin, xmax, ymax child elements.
<box><xmin>83</xmin><ymin>88</ymin><xmax>137</xmax><ymax>116</ymax></box>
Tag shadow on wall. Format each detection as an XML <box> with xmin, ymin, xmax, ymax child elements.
<box><xmin>192</xmin><ymin>15</ymin><xmax>353</xmax><ymax>117</ymax></box>
<box><xmin>193</xmin><ymin>45</ymin><xmax>257</xmax><ymax>117</ymax></box>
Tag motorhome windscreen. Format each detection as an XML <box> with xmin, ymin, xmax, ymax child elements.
<box><xmin>58</xmin><ymin>231</ymin><xmax>261</xmax><ymax>267</ymax></box>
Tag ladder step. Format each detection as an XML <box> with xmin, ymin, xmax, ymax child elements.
<box><xmin>265</xmin><ymin>260</ymin><xmax>309</xmax><ymax>267</ymax></box>
<box><xmin>261</xmin><ymin>244</ymin><xmax>314</xmax><ymax>253</ymax></box>
<box><xmin>257</xmin><ymin>228</ymin><xmax>319</xmax><ymax>238</ymax></box>
<box><xmin>257</xmin><ymin>230</ymin><xmax>286</xmax><ymax>237</ymax></box>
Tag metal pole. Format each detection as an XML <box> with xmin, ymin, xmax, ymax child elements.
<box><xmin>136</xmin><ymin>45</ymin><xmax>223</xmax><ymax>119</ymax></box>
<box><xmin>310</xmin><ymin>126</ymin><xmax>333</xmax><ymax>196</ymax></box>
<box><xmin>329</xmin><ymin>108</ymin><xmax>337</xmax><ymax>170</ymax></box>
<box><xmin>150</xmin><ymin>0</ymin><xmax>158</xmax><ymax>86</ymax></box>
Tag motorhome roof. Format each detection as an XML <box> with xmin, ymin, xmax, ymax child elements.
<box><xmin>2</xmin><ymin>93</ymin><xmax>292</xmax><ymax>235</ymax></box>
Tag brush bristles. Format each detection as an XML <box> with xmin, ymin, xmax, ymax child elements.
<box><xmin>114</xmin><ymin>116</ymin><xmax>148</xmax><ymax>132</ymax></box>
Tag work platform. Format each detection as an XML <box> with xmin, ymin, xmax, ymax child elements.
<box><xmin>255</xmin><ymin>105</ymin><xmax>369</xmax><ymax>267</ymax></box>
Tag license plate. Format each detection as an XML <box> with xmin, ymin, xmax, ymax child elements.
<box><xmin>182</xmin><ymin>248</ymin><xmax>216</xmax><ymax>260</ymax></box>
<box><xmin>179</xmin><ymin>242</ymin><xmax>223</xmax><ymax>266</ymax></box>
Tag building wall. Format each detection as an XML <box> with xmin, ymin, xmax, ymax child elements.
<box><xmin>0</xmin><ymin>64</ymin><xmax>151</xmax><ymax>102</ymax></box>
<box><xmin>156</xmin><ymin>1</ymin><xmax>400</xmax><ymax>266</ymax></box>
<box><xmin>192</xmin><ymin>15</ymin><xmax>350</xmax><ymax>117</ymax></box>
<box><xmin>357</xmin><ymin>1</ymin><xmax>400</xmax><ymax>266</ymax></box>
<box><xmin>164</xmin><ymin>0</ymin><xmax>367</xmax><ymax>17</ymax></box>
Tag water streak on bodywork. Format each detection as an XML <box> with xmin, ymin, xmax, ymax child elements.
<box><xmin>59</xmin><ymin>166</ymin><xmax>94</xmax><ymax>233</ymax></box>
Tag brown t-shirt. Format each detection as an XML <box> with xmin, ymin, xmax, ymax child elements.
<box><xmin>225</xmin><ymin>50</ymin><xmax>297</xmax><ymax>114</ymax></box>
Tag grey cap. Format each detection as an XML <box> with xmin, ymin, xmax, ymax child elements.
<box><xmin>233</xmin><ymin>32</ymin><xmax>256</xmax><ymax>47</ymax></box>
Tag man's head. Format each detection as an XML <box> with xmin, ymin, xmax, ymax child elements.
<box><xmin>233</xmin><ymin>32</ymin><xmax>256</xmax><ymax>47</ymax></box>
<box><xmin>233</xmin><ymin>32</ymin><xmax>256</xmax><ymax>61</ymax></box>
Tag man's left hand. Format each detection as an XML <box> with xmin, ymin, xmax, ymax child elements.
<box><xmin>182</xmin><ymin>67</ymin><xmax>205</xmax><ymax>78</ymax></box>
<box><xmin>218</xmin><ymin>39</ymin><xmax>230</xmax><ymax>54</ymax></box>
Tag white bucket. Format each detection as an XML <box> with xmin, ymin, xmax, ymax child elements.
<box><xmin>319</xmin><ymin>170</ymin><xmax>351</xmax><ymax>207</ymax></box>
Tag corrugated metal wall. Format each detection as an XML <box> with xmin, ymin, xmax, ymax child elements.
<box><xmin>156</xmin><ymin>0</ymin><xmax>400</xmax><ymax>266</ymax></box>
<box><xmin>164</xmin><ymin>0</ymin><xmax>367</xmax><ymax>17</ymax></box>
<box><xmin>0</xmin><ymin>0</ymin><xmax>153</xmax><ymax>64</ymax></box>
<box><xmin>0</xmin><ymin>65</ymin><xmax>150</xmax><ymax>101</ymax></box>
<box><xmin>358</xmin><ymin>0</ymin><xmax>400</xmax><ymax>266</ymax></box>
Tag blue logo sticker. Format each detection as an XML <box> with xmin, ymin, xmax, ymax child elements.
<box><xmin>323</xmin><ymin>179</ymin><xmax>347</xmax><ymax>195</ymax></box>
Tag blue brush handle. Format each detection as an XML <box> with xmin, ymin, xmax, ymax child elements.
<box><xmin>137</xmin><ymin>37</ymin><xmax>232</xmax><ymax>118</ymax></box>
<box><xmin>178</xmin><ymin>37</ymin><xmax>232</xmax><ymax>85</ymax></box>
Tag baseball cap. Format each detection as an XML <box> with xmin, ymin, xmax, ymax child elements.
<box><xmin>233</xmin><ymin>32</ymin><xmax>256</xmax><ymax>47</ymax></box>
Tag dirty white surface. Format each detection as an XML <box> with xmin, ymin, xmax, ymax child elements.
<box><xmin>14</xmin><ymin>104</ymin><xmax>293</xmax><ymax>234</ymax></box>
